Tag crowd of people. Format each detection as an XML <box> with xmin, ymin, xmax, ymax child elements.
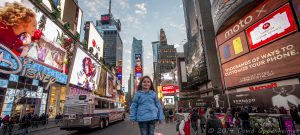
<box><xmin>176</xmin><ymin>105</ymin><xmax>300</xmax><ymax>135</ymax></box>
<box><xmin>0</xmin><ymin>113</ymin><xmax>63</xmax><ymax>135</ymax></box>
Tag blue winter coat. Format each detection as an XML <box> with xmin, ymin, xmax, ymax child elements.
<box><xmin>130</xmin><ymin>90</ymin><xmax>164</xmax><ymax>122</ymax></box>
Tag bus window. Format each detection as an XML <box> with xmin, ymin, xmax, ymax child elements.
<box><xmin>102</xmin><ymin>101</ymin><xmax>109</xmax><ymax>109</ymax></box>
<box><xmin>110</xmin><ymin>102</ymin><xmax>115</xmax><ymax>109</ymax></box>
<box><xmin>95</xmin><ymin>100</ymin><xmax>101</xmax><ymax>109</ymax></box>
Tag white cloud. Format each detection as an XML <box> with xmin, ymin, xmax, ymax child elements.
<box><xmin>135</xmin><ymin>3</ymin><xmax>147</xmax><ymax>15</ymax></box>
<box><xmin>174</xmin><ymin>43</ymin><xmax>180</xmax><ymax>48</ymax></box>
<box><xmin>179</xmin><ymin>4</ymin><xmax>183</xmax><ymax>8</ymax></box>
<box><xmin>116</xmin><ymin>0</ymin><xmax>130</xmax><ymax>9</ymax></box>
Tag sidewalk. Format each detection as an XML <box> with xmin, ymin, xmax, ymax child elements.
<box><xmin>1</xmin><ymin>120</ymin><xmax>61</xmax><ymax>135</ymax></box>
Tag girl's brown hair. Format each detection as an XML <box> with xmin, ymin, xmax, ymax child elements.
<box><xmin>0</xmin><ymin>2</ymin><xmax>36</xmax><ymax>27</ymax></box>
<box><xmin>137</xmin><ymin>76</ymin><xmax>155</xmax><ymax>91</ymax></box>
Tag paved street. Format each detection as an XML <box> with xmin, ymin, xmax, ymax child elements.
<box><xmin>3</xmin><ymin>118</ymin><xmax>300</xmax><ymax>135</ymax></box>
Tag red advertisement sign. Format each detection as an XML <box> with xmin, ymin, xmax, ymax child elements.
<box><xmin>162</xmin><ymin>85</ymin><xmax>175</xmax><ymax>94</ymax></box>
<box><xmin>246</xmin><ymin>4</ymin><xmax>297</xmax><ymax>50</ymax></box>
<box><xmin>135</xmin><ymin>66</ymin><xmax>142</xmax><ymax>73</ymax></box>
<box><xmin>117</xmin><ymin>66</ymin><xmax>122</xmax><ymax>73</ymax></box>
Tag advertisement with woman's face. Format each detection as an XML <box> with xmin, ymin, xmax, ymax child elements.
<box><xmin>69</xmin><ymin>47</ymin><xmax>100</xmax><ymax>91</ymax></box>
<box><xmin>0</xmin><ymin>0</ymin><xmax>70</xmax><ymax>73</ymax></box>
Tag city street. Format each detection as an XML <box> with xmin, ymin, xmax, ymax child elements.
<box><xmin>28</xmin><ymin>118</ymin><xmax>177</xmax><ymax>135</ymax></box>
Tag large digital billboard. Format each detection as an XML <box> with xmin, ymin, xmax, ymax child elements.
<box><xmin>219</xmin><ymin>32</ymin><xmax>249</xmax><ymax>64</ymax></box>
<box><xmin>106</xmin><ymin>72</ymin><xmax>115</xmax><ymax>97</ymax></box>
<box><xmin>246</xmin><ymin>4</ymin><xmax>297</xmax><ymax>50</ymax></box>
<box><xmin>222</xmin><ymin>32</ymin><xmax>300</xmax><ymax>88</ymax></box>
<box><xmin>0</xmin><ymin>0</ymin><xmax>72</xmax><ymax>74</ymax></box>
<box><xmin>184</xmin><ymin>33</ymin><xmax>207</xmax><ymax>84</ymax></box>
<box><xmin>86</xmin><ymin>22</ymin><xmax>104</xmax><ymax>58</ymax></box>
<box><xmin>69</xmin><ymin>47</ymin><xmax>100</xmax><ymax>91</ymax></box>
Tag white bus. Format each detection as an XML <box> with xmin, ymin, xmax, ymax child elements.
<box><xmin>60</xmin><ymin>94</ymin><xmax>125</xmax><ymax>130</ymax></box>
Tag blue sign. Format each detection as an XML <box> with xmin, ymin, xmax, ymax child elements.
<box><xmin>136</xmin><ymin>73</ymin><xmax>142</xmax><ymax>77</ymax></box>
<box><xmin>9</xmin><ymin>74</ymin><xmax>19</xmax><ymax>82</ymax></box>
<box><xmin>0</xmin><ymin>79</ymin><xmax>8</xmax><ymax>88</ymax></box>
<box><xmin>117</xmin><ymin>73</ymin><xmax>122</xmax><ymax>80</ymax></box>
<box><xmin>0</xmin><ymin>47</ymin><xmax>68</xmax><ymax>84</ymax></box>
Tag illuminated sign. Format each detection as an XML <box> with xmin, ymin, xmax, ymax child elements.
<box><xmin>135</xmin><ymin>66</ymin><xmax>142</xmax><ymax>73</ymax></box>
<box><xmin>162</xmin><ymin>85</ymin><xmax>175</xmax><ymax>94</ymax></box>
<box><xmin>246</xmin><ymin>4</ymin><xmax>297</xmax><ymax>50</ymax></box>
<box><xmin>69</xmin><ymin>47</ymin><xmax>100</xmax><ymax>91</ymax></box>
<box><xmin>222</xmin><ymin>32</ymin><xmax>300</xmax><ymax>88</ymax></box>
<box><xmin>0</xmin><ymin>44</ymin><xmax>67</xmax><ymax>88</ymax></box>
<box><xmin>86</xmin><ymin>22</ymin><xmax>104</xmax><ymax>58</ymax></box>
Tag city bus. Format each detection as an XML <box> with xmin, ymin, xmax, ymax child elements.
<box><xmin>60</xmin><ymin>94</ymin><xmax>125</xmax><ymax>130</ymax></box>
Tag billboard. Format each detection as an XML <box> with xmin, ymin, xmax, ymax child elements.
<box><xmin>86</xmin><ymin>22</ymin><xmax>104</xmax><ymax>58</ymax></box>
<box><xmin>216</xmin><ymin>0</ymin><xmax>289</xmax><ymax>45</ymax></box>
<box><xmin>106</xmin><ymin>72</ymin><xmax>115</xmax><ymax>97</ymax></box>
<box><xmin>219</xmin><ymin>32</ymin><xmax>249</xmax><ymax>63</ymax></box>
<box><xmin>222</xmin><ymin>32</ymin><xmax>300</xmax><ymax>88</ymax></box>
<box><xmin>246</xmin><ymin>4</ymin><xmax>297</xmax><ymax>50</ymax></box>
<box><xmin>184</xmin><ymin>33</ymin><xmax>207</xmax><ymax>83</ymax></box>
<box><xmin>97</xmin><ymin>66</ymin><xmax>107</xmax><ymax>96</ymax></box>
<box><xmin>0</xmin><ymin>0</ymin><xmax>72</xmax><ymax>73</ymax></box>
<box><xmin>162</xmin><ymin>85</ymin><xmax>175</xmax><ymax>94</ymax></box>
<box><xmin>229</xmin><ymin>84</ymin><xmax>300</xmax><ymax>110</ymax></box>
<box><xmin>101</xmin><ymin>14</ymin><xmax>110</xmax><ymax>25</ymax></box>
<box><xmin>41</xmin><ymin>0</ymin><xmax>82</xmax><ymax>34</ymax></box>
<box><xmin>135</xmin><ymin>54</ymin><xmax>142</xmax><ymax>66</ymax></box>
<box><xmin>69</xmin><ymin>47</ymin><xmax>100</xmax><ymax>91</ymax></box>
<box><xmin>180</xmin><ymin>61</ymin><xmax>187</xmax><ymax>83</ymax></box>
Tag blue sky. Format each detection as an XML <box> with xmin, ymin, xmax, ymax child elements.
<box><xmin>78</xmin><ymin>0</ymin><xmax>187</xmax><ymax>92</ymax></box>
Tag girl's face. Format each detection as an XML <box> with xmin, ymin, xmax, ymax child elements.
<box><xmin>23</xmin><ymin>17</ymin><xmax>37</xmax><ymax>36</ymax></box>
<box><xmin>142</xmin><ymin>78</ymin><xmax>151</xmax><ymax>91</ymax></box>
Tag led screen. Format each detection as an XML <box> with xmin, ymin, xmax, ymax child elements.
<box><xmin>69</xmin><ymin>47</ymin><xmax>100</xmax><ymax>91</ymax></box>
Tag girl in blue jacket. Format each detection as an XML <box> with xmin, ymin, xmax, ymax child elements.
<box><xmin>130</xmin><ymin>76</ymin><xmax>164</xmax><ymax>135</ymax></box>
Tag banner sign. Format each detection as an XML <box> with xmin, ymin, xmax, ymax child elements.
<box><xmin>0</xmin><ymin>44</ymin><xmax>67</xmax><ymax>88</ymax></box>
<box><xmin>246</xmin><ymin>4</ymin><xmax>297</xmax><ymax>50</ymax></box>
<box><xmin>219</xmin><ymin>32</ymin><xmax>249</xmax><ymax>63</ymax></box>
<box><xmin>222</xmin><ymin>32</ymin><xmax>300</xmax><ymax>88</ymax></box>
<box><xmin>216</xmin><ymin>0</ymin><xmax>289</xmax><ymax>45</ymax></box>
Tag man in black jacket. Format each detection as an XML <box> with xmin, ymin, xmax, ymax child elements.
<box><xmin>206</xmin><ymin>110</ymin><xmax>223</xmax><ymax>135</ymax></box>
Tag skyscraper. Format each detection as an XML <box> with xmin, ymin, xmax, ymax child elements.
<box><xmin>153</xmin><ymin>29</ymin><xmax>177</xmax><ymax>88</ymax></box>
<box><xmin>131</xmin><ymin>37</ymin><xmax>143</xmax><ymax>92</ymax></box>
<box><xmin>95</xmin><ymin>0</ymin><xmax>122</xmax><ymax>67</ymax></box>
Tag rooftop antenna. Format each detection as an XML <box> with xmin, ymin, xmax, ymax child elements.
<box><xmin>109</xmin><ymin>0</ymin><xmax>112</xmax><ymax>15</ymax></box>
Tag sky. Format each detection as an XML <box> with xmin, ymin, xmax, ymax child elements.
<box><xmin>77</xmin><ymin>0</ymin><xmax>187</xmax><ymax>92</ymax></box>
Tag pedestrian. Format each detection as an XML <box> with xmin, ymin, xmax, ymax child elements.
<box><xmin>168</xmin><ymin>109</ymin><xmax>174</xmax><ymax>123</ymax></box>
<box><xmin>224</xmin><ymin>109</ymin><xmax>232</xmax><ymax>133</ymax></box>
<box><xmin>2</xmin><ymin>115</ymin><xmax>10</xmax><ymax>134</ymax></box>
<box><xmin>164</xmin><ymin>109</ymin><xmax>169</xmax><ymax>123</ymax></box>
<box><xmin>130</xmin><ymin>76</ymin><xmax>164</xmax><ymax>135</ymax></box>
<box><xmin>178</xmin><ymin>113</ymin><xmax>190</xmax><ymax>135</ymax></box>
<box><xmin>206</xmin><ymin>110</ymin><xmax>223</xmax><ymax>135</ymax></box>
<box><xmin>238</xmin><ymin>108</ymin><xmax>250</xmax><ymax>134</ymax></box>
<box><xmin>198</xmin><ymin>108</ymin><xmax>206</xmax><ymax>133</ymax></box>
<box><xmin>191</xmin><ymin>108</ymin><xmax>199</xmax><ymax>134</ymax></box>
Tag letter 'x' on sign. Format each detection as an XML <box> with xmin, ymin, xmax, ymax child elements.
<box><xmin>256</xmin><ymin>4</ymin><xmax>266</xmax><ymax>17</ymax></box>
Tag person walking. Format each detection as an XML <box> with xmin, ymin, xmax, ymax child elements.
<box><xmin>130</xmin><ymin>76</ymin><xmax>164</xmax><ymax>135</ymax></box>
<box><xmin>206</xmin><ymin>110</ymin><xmax>223</xmax><ymax>135</ymax></box>
<box><xmin>191</xmin><ymin>108</ymin><xmax>199</xmax><ymax>134</ymax></box>
<box><xmin>198</xmin><ymin>108</ymin><xmax>206</xmax><ymax>133</ymax></box>
<box><xmin>178</xmin><ymin>113</ymin><xmax>190</xmax><ymax>135</ymax></box>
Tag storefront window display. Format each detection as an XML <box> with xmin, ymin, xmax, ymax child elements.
<box><xmin>48</xmin><ymin>85</ymin><xmax>66</xmax><ymax>118</ymax></box>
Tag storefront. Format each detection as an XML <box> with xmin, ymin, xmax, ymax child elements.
<box><xmin>0</xmin><ymin>0</ymin><xmax>74</xmax><ymax>117</ymax></box>
<box><xmin>48</xmin><ymin>85</ymin><xmax>67</xmax><ymax>118</ymax></box>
